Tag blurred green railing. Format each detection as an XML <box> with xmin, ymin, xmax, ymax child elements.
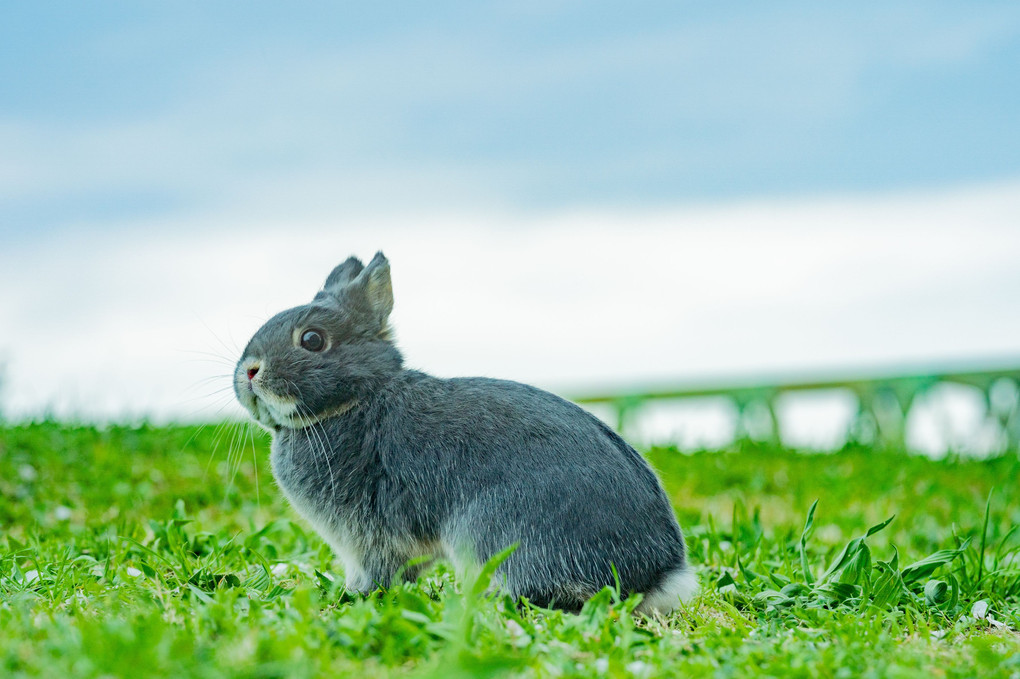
<box><xmin>571</xmin><ymin>361</ymin><xmax>1020</xmax><ymax>452</ymax></box>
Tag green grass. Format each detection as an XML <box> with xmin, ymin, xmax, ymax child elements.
<box><xmin>1</xmin><ymin>421</ymin><xmax>1018</xmax><ymax>677</ymax></box>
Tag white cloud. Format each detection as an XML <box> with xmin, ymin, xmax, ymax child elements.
<box><xmin>1</xmin><ymin>179</ymin><xmax>1018</xmax><ymax>427</ymax></box>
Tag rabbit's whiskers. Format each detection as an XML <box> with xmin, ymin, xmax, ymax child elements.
<box><xmin>285</xmin><ymin>377</ymin><xmax>339</xmax><ymax>502</ymax></box>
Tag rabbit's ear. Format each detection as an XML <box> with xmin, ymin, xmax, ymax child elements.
<box><xmin>323</xmin><ymin>256</ymin><xmax>365</xmax><ymax>296</ymax></box>
<box><xmin>356</xmin><ymin>252</ymin><xmax>394</xmax><ymax>323</ymax></box>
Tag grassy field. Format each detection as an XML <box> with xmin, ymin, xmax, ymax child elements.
<box><xmin>1</xmin><ymin>421</ymin><xmax>1018</xmax><ymax>677</ymax></box>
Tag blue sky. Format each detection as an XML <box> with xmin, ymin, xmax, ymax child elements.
<box><xmin>3</xmin><ymin>2</ymin><xmax>1020</xmax><ymax>236</ymax></box>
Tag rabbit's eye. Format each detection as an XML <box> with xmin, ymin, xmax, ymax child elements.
<box><xmin>300</xmin><ymin>329</ymin><xmax>326</xmax><ymax>352</ymax></box>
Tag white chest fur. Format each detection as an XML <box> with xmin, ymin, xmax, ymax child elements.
<box><xmin>269</xmin><ymin>438</ymin><xmax>371</xmax><ymax>587</ymax></box>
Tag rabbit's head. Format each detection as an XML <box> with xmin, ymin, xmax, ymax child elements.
<box><xmin>234</xmin><ymin>252</ymin><xmax>402</xmax><ymax>431</ymax></box>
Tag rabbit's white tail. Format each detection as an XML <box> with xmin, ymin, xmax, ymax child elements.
<box><xmin>634</xmin><ymin>565</ymin><xmax>698</xmax><ymax>615</ymax></box>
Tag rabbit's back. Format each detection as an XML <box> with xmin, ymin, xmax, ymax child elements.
<box><xmin>371</xmin><ymin>372</ymin><xmax>688</xmax><ymax>608</ymax></box>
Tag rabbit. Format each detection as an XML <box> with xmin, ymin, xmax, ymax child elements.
<box><xmin>234</xmin><ymin>252</ymin><xmax>697</xmax><ymax>614</ymax></box>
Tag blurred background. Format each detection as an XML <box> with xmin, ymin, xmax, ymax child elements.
<box><xmin>1</xmin><ymin>2</ymin><xmax>1019</xmax><ymax>454</ymax></box>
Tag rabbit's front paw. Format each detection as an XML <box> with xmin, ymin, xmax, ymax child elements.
<box><xmin>343</xmin><ymin>573</ymin><xmax>375</xmax><ymax>594</ymax></box>
<box><xmin>341</xmin><ymin>560</ymin><xmax>375</xmax><ymax>594</ymax></box>
<box><xmin>341</xmin><ymin>557</ymin><xmax>399</xmax><ymax>594</ymax></box>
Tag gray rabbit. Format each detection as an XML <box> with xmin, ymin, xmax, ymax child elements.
<box><xmin>234</xmin><ymin>252</ymin><xmax>696</xmax><ymax>613</ymax></box>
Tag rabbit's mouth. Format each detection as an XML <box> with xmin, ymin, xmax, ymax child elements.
<box><xmin>245</xmin><ymin>383</ymin><xmax>299</xmax><ymax>431</ymax></box>
<box><xmin>234</xmin><ymin>371</ymin><xmax>288</xmax><ymax>431</ymax></box>
<box><xmin>238</xmin><ymin>389</ymin><xmax>281</xmax><ymax>432</ymax></box>
<box><xmin>244</xmin><ymin>382</ymin><xmax>358</xmax><ymax>431</ymax></box>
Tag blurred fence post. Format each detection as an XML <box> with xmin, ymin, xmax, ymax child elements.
<box><xmin>733</xmin><ymin>392</ymin><xmax>780</xmax><ymax>445</ymax></box>
<box><xmin>612</xmin><ymin>396</ymin><xmax>645</xmax><ymax>438</ymax></box>
<box><xmin>985</xmin><ymin>377</ymin><xmax>1020</xmax><ymax>453</ymax></box>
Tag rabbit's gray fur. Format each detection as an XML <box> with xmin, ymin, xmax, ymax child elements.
<box><xmin>234</xmin><ymin>252</ymin><xmax>696</xmax><ymax>613</ymax></box>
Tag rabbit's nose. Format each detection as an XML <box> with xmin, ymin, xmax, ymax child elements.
<box><xmin>247</xmin><ymin>365</ymin><xmax>260</xmax><ymax>380</ymax></box>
